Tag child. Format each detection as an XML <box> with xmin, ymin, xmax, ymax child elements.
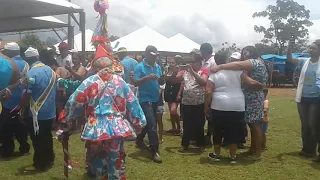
<box><xmin>261</xmin><ymin>89</ymin><xmax>269</xmax><ymax>151</ymax></box>
<box><xmin>156</xmin><ymin>84</ymin><xmax>165</xmax><ymax>143</ymax></box>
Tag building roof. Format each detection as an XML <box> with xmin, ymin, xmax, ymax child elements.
<box><xmin>0</xmin><ymin>16</ymin><xmax>68</xmax><ymax>33</ymax></box>
<box><xmin>0</xmin><ymin>0</ymin><xmax>83</xmax><ymax>20</ymax></box>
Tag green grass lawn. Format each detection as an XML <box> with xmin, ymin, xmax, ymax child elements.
<box><xmin>1</xmin><ymin>96</ymin><xmax>320</xmax><ymax>180</ymax></box>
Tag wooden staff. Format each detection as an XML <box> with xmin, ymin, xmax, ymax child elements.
<box><xmin>62</xmin><ymin>129</ymin><xmax>70</xmax><ymax>179</ymax></box>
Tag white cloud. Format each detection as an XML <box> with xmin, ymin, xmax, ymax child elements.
<box><xmin>3</xmin><ymin>0</ymin><xmax>319</xmax><ymax>48</ymax></box>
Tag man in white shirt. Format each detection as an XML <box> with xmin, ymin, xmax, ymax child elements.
<box><xmin>56</xmin><ymin>42</ymin><xmax>73</xmax><ymax>68</ymax></box>
<box><xmin>200</xmin><ymin>43</ymin><xmax>217</xmax><ymax>145</ymax></box>
<box><xmin>200</xmin><ymin>43</ymin><xmax>216</xmax><ymax>70</ymax></box>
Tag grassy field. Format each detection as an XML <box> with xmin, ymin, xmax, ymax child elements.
<box><xmin>1</xmin><ymin>89</ymin><xmax>320</xmax><ymax>179</ymax></box>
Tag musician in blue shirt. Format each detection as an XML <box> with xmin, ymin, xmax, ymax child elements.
<box><xmin>0</xmin><ymin>43</ymin><xmax>30</xmax><ymax>158</ymax></box>
<box><xmin>21</xmin><ymin>47</ymin><xmax>56</xmax><ymax>171</ymax></box>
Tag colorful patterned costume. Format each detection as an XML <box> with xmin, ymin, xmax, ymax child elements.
<box><xmin>60</xmin><ymin>71</ymin><xmax>146</xmax><ymax>179</ymax></box>
<box><xmin>243</xmin><ymin>59</ymin><xmax>268</xmax><ymax>124</ymax></box>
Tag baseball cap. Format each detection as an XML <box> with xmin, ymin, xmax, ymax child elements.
<box><xmin>25</xmin><ymin>47</ymin><xmax>39</xmax><ymax>58</ymax></box>
<box><xmin>58</xmin><ymin>42</ymin><xmax>69</xmax><ymax>49</ymax></box>
<box><xmin>230</xmin><ymin>52</ymin><xmax>241</xmax><ymax>60</ymax></box>
<box><xmin>4</xmin><ymin>42</ymin><xmax>20</xmax><ymax>51</ymax></box>
<box><xmin>174</xmin><ymin>55</ymin><xmax>183</xmax><ymax>59</ymax></box>
<box><xmin>145</xmin><ymin>45</ymin><xmax>160</xmax><ymax>56</ymax></box>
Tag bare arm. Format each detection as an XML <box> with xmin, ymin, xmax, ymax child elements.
<box><xmin>241</xmin><ymin>72</ymin><xmax>264</xmax><ymax>89</ymax></box>
<box><xmin>68</xmin><ymin>66</ymin><xmax>86</xmax><ymax>81</ymax></box>
<box><xmin>286</xmin><ymin>39</ymin><xmax>299</xmax><ymax>65</ymax></box>
<box><xmin>190</xmin><ymin>70</ymin><xmax>208</xmax><ymax>86</ymax></box>
<box><xmin>204</xmin><ymin>81</ymin><xmax>214</xmax><ymax>115</ymax></box>
<box><xmin>133</xmin><ymin>76</ymin><xmax>150</xmax><ymax>87</ymax></box>
<box><xmin>213</xmin><ymin>60</ymin><xmax>253</xmax><ymax>73</ymax></box>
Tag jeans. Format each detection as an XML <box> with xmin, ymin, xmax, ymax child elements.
<box><xmin>138</xmin><ymin>102</ymin><xmax>159</xmax><ymax>152</ymax></box>
<box><xmin>297</xmin><ymin>102</ymin><xmax>320</xmax><ymax>154</ymax></box>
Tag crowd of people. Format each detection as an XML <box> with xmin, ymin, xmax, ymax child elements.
<box><xmin>0</xmin><ymin>38</ymin><xmax>319</xmax><ymax>179</ymax></box>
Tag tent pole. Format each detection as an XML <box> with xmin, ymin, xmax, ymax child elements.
<box><xmin>68</xmin><ymin>26</ymin><xmax>74</xmax><ymax>49</ymax></box>
<box><xmin>80</xmin><ymin>11</ymin><xmax>86</xmax><ymax>56</ymax></box>
<box><xmin>52</xmin><ymin>28</ymin><xmax>63</xmax><ymax>42</ymax></box>
<box><xmin>67</xmin><ymin>0</ymin><xmax>74</xmax><ymax>49</ymax></box>
<box><xmin>270</xmin><ymin>58</ymin><xmax>274</xmax><ymax>88</ymax></box>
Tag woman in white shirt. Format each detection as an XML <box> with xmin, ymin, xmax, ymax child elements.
<box><xmin>204</xmin><ymin>52</ymin><xmax>264</xmax><ymax>164</ymax></box>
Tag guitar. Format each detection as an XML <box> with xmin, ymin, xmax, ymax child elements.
<box><xmin>0</xmin><ymin>76</ymin><xmax>28</xmax><ymax>113</ymax></box>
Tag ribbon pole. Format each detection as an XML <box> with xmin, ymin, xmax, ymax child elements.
<box><xmin>62</xmin><ymin>129</ymin><xmax>70</xmax><ymax>179</ymax></box>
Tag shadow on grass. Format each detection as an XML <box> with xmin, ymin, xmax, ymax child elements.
<box><xmin>199</xmin><ymin>155</ymin><xmax>256</xmax><ymax>166</ymax></box>
<box><xmin>276</xmin><ymin>151</ymin><xmax>307</xmax><ymax>161</ymax></box>
<box><xmin>309</xmin><ymin>162</ymin><xmax>320</xmax><ymax>170</ymax></box>
<box><xmin>15</xmin><ymin>164</ymin><xmax>52</xmax><ymax>176</ymax></box>
<box><xmin>127</xmin><ymin>150</ymin><xmax>152</xmax><ymax>163</ymax></box>
<box><xmin>164</xmin><ymin>147</ymin><xmax>204</xmax><ymax>156</ymax></box>
<box><xmin>0</xmin><ymin>152</ymin><xmax>25</xmax><ymax>161</ymax></box>
<box><xmin>80</xmin><ymin>172</ymin><xmax>95</xmax><ymax>180</ymax></box>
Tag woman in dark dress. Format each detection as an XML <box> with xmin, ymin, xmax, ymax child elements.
<box><xmin>165</xmin><ymin>55</ymin><xmax>182</xmax><ymax>134</ymax></box>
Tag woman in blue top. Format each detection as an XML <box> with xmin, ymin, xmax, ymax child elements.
<box><xmin>287</xmin><ymin>39</ymin><xmax>320</xmax><ymax>161</ymax></box>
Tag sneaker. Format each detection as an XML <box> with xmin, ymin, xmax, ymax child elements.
<box><xmin>178</xmin><ymin>146</ymin><xmax>188</xmax><ymax>153</ymax></box>
<box><xmin>208</xmin><ymin>153</ymin><xmax>220</xmax><ymax>162</ymax></box>
<box><xmin>312</xmin><ymin>155</ymin><xmax>320</xmax><ymax>163</ymax></box>
<box><xmin>229</xmin><ymin>155</ymin><xmax>237</xmax><ymax>164</ymax></box>
<box><xmin>136</xmin><ymin>140</ymin><xmax>148</xmax><ymax>150</ymax></box>
<box><xmin>152</xmin><ymin>152</ymin><xmax>162</xmax><ymax>163</ymax></box>
<box><xmin>20</xmin><ymin>152</ymin><xmax>30</xmax><ymax>156</ymax></box>
<box><xmin>24</xmin><ymin>166</ymin><xmax>37</xmax><ymax>172</ymax></box>
<box><xmin>298</xmin><ymin>151</ymin><xmax>316</xmax><ymax>158</ymax></box>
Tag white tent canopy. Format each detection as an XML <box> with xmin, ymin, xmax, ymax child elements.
<box><xmin>0</xmin><ymin>16</ymin><xmax>67</xmax><ymax>33</ymax></box>
<box><xmin>0</xmin><ymin>0</ymin><xmax>83</xmax><ymax>20</ymax></box>
<box><xmin>54</xmin><ymin>29</ymin><xmax>95</xmax><ymax>52</ymax></box>
<box><xmin>167</xmin><ymin>33</ymin><xmax>200</xmax><ymax>53</ymax></box>
<box><xmin>111</xmin><ymin>26</ymin><xmax>169</xmax><ymax>52</ymax></box>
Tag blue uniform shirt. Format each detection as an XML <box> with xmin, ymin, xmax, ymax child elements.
<box><xmin>134</xmin><ymin>60</ymin><xmax>162</xmax><ymax>103</ymax></box>
<box><xmin>26</xmin><ymin>61</ymin><xmax>56</xmax><ymax>120</ymax></box>
<box><xmin>0</xmin><ymin>57</ymin><xmax>12</xmax><ymax>91</ymax></box>
<box><xmin>3</xmin><ymin>56</ymin><xmax>29</xmax><ymax>110</ymax></box>
<box><xmin>120</xmin><ymin>56</ymin><xmax>138</xmax><ymax>83</ymax></box>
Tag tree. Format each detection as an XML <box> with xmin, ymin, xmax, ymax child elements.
<box><xmin>253</xmin><ymin>0</ymin><xmax>313</xmax><ymax>55</ymax></box>
<box><xmin>255</xmin><ymin>43</ymin><xmax>278</xmax><ymax>55</ymax></box>
<box><xmin>19</xmin><ymin>33</ymin><xmax>46</xmax><ymax>51</ymax></box>
<box><xmin>45</xmin><ymin>37</ymin><xmax>59</xmax><ymax>47</ymax></box>
<box><xmin>217</xmin><ymin>42</ymin><xmax>241</xmax><ymax>57</ymax></box>
<box><xmin>110</xmin><ymin>35</ymin><xmax>120</xmax><ymax>42</ymax></box>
